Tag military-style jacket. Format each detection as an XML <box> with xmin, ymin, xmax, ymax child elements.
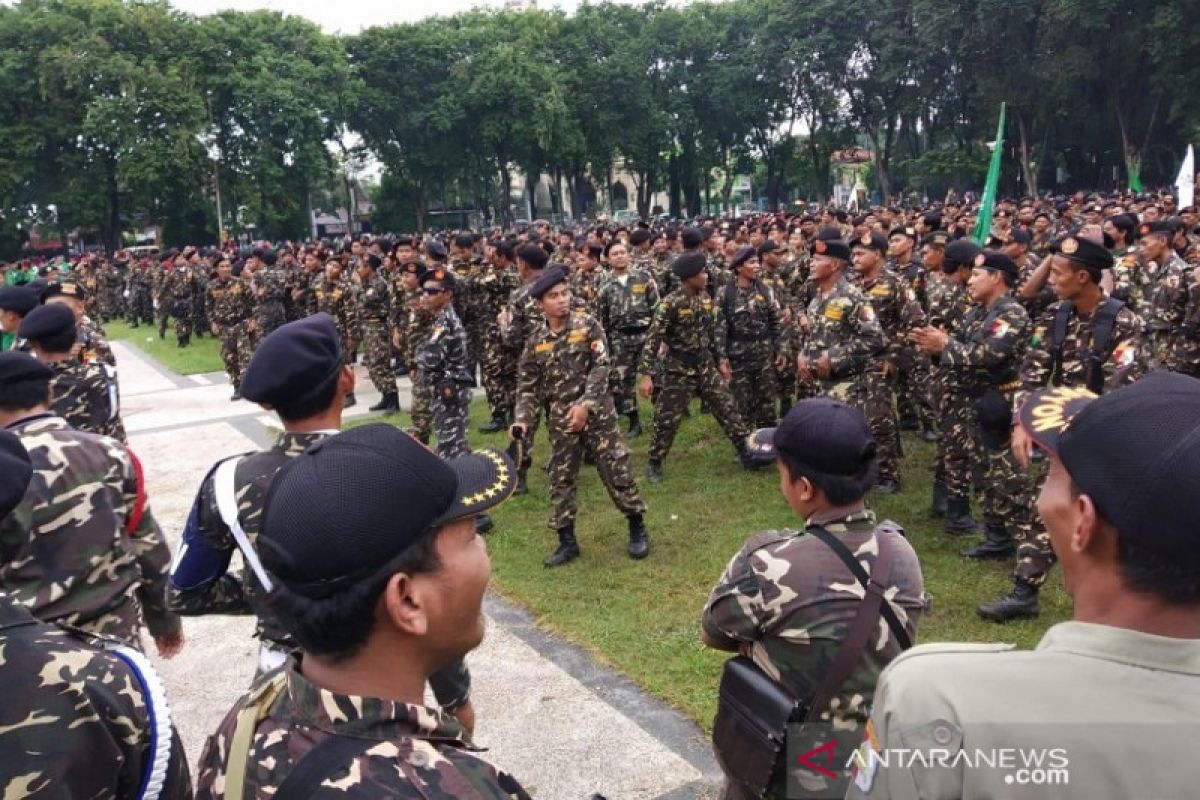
<box><xmin>939</xmin><ymin>295</ymin><xmax>1031</xmax><ymax>391</ymax></box>
<box><xmin>595</xmin><ymin>267</ymin><xmax>659</xmax><ymax>333</ymax></box>
<box><xmin>356</xmin><ymin>273</ymin><xmax>392</xmax><ymax>325</ymax></box>
<box><xmin>47</xmin><ymin>357</ymin><xmax>124</xmax><ymax>441</ymax></box>
<box><xmin>206</xmin><ymin>276</ymin><xmax>253</xmax><ymax>327</ymax></box>
<box><xmin>0</xmin><ymin>414</ymin><xmax>178</xmax><ymax>646</ymax></box>
<box><xmin>857</xmin><ymin>270</ymin><xmax>927</xmax><ymax>363</ymax></box>
<box><xmin>638</xmin><ymin>291</ymin><xmax>724</xmax><ymax>375</ymax></box>
<box><xmin>77</xmin><ymin>315</ymin><xmax>117</xmax><ymax>367</ymax></box>
<box><xmin>569</xmin><ymin>267</ymin><xmax>607</xmax><ymax>312</ymax></box>
<box><xmin>312</xmin><ymin>276</ymin><xmax>358</xmax><ymax>340</ymax></box>
<box><xmin>516</xmin><ymin>311</ymin><xmax>612</xmax><ymax>422</ymax></box>
<box><xmin>415</xmin><ymin>307</ymin><xmax>473</xmax><ymax>390</ymax></box>
<box><xmin>715</xmin><ymin>279</ymin><xmax>786</xmax><ymax>363</ymax></box>
<box><xmin>798</xmin><ymin>276</ymin><xmax>886</xmax><ymax>385</ymax></box>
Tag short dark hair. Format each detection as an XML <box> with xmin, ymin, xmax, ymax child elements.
<box><xmin>266</xmin><ymin>528</ymin><xmax>443</xmax><ymax>661</ymax></box>
<box><xmin>31</xmin><ymin>329</ymin><xmax>77</xmax><ymax>353</ymax></box>
<box><xmin>275</xmin><ymin>369</ymin><xmax>341</xmax><ymax>422</ymax></box>
<box><xmin>0</xmin><ymin>378</ymin><xmax>50</xmax><ymax>412</ymax></box>
<box><xmin>779</xmin><ymin>451</ymin><xmax>877</xmax><ymax>505</ymax></box>
<box><xmin>516</xmin><ymin>243</ymin><xmax>549</xmax><ymax>270</ymax></box>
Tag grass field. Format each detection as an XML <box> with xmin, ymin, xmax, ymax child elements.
<box><xmin>106</xmin><ymin>320</ymin><xmax>224</xmax><ymax>375</ymax></box>
<box><xmin>349</xmin><ymin>399</ymin><xmax>1069</xmax><ymax>728</ymax></box>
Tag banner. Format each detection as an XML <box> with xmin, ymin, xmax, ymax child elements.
<box><xmin>972</xmin><ymin>102</ymin><xmax>1006</xmax><ymax>246</ymax></box>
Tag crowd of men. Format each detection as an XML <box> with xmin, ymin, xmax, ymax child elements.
<box><xmin>2</xmin><ymin>187</ymin><xmax>1200</xmax><ymax>798</ymax></box>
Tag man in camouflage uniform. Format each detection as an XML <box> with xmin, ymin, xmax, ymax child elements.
<box><xmin>195</xmin><ymin>425</ymin><xmax>530</xmax><ymax>798</ymax></box>
<box><xmin>638</xmin><ymin>252</ymin><xmax>757</xmax><ymax>483</ymax></box>
<box><xmin>248</xmin><ymin>249</ymin><xmax>288</xmax><ymax>349</ymax></box>
<box><xmin>596</xmin><ymin>240</ymin><xmax>659</xmax><ymax>437</ymax></box>
<box><xmin>514</xmin><ymin>266</ymin><xmax>649</xmax><ymax>566</ymax></box>
<box><xmin>314</xmin><ymin>258</ymin><xmax>360</xmax><ymax>407</ymax></box>
<box><xmin>702</xmin><ymin>398</ymin><xmax>923</xmax><ymax>800</ymax></box>
<box><xmin>498</xmin><ymin>244</ymin><xmax>550</xmax><ymax>492</ymax></box>
<box><xmin>450</xmin><ymin>233</ymin><xmax>485</xmax><ymax>382</ymax></box>
<box><xmin>207</xmin><ymin>256</ymin><xmax>254</xmax><ymax>400</ymax></box>
<box><xmin>569</xmin><ymin>242</ymin><xmax>608</xmax><ymax>312</ymax></box>
<box><xmin>759</xmin><ymin>240</ymin><xmax>799</xmax><ymax>416</ymax></box>
<box><xmin>414</xmin><ymin>268</ymin><xmax>476</xmax><ymax>466</ymax></box>
<box><xmin>43</xmin><ymin>280</ymin><xmax>118</xmax><ymax>368</ymax></box>
<box><xmin>126</xmin><ymin>258</ymin><xmax>155</xmax><ymax>328</ymax></box>
<box><xmin>96</xmin><ymin>258</ymin><xmax>124</xmax><ymax>323</ymax></box>
<box><xmin>983</xmin><ymin>235</ymin><xmax>1145</xmax><ymax>622</ymax></box>
<box><xmin>1141</xmin><ymin>220</ymin><xmax>1199</xmax><ymax>375</ymax></box>
<box><xmin>0</xmin><ymin>351</ymin><xmax>181</xmax><ymax>653</ymax></box>
<box><xmin>912</xmin><ymin>251</ymin><xmax>1032</xmax><ymax>561</ymax></box>
<box><xmin>152</xmin><ymin>253</ymin><xmax>171</xmax><ymax>339</ymax></box>
<box><xmin>474</xmin><ymin>242</ymin><xmax>521</xmax><ymax>432</ymax></box>
<box><xmin>355</xmin><ymin>253</ymin><xmax>400</xmax><ymax>412</ymax></box>
<box><xmin>19</xmin><ymin>304</ymin><xmax>126</xmax><ymax>442</ymax></box>
<box><xmin>159</xmin><ymin>251</ymin><xmax>197</xmax><ymax>347</ymax></box>
<box><xmin>168</xmin><ymin>314</ymin><xmax>354</xmax><ymax>676</ymax></box>
<box><xmin>189</xmin><ymin>248</ymin><xmax>210</xmax><ymax>339</ymax></box>
<box><xmin>0</xmin><ymin>430</ymin><xmax>192</xmax><ymax>800</ymax></box>
<box><xmin>885</xmin><ymin>225</ymin><xmax>935</xmax><ymax>434</ymax></box>
<box><xmin>717</xmin><ymin>246</ymin><xmax>786</xmax><ymax>429</ymax></box>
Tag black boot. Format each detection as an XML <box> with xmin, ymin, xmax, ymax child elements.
<box><xmin>898</xmin><ymin>415</ymin><xmax>919</xmax><ymax>431</ymax></box>
<box><xmin>479</xmin><ymin>413</ymin><xmax>506</xmax><ymax>433</ymax></box>
<box><xmin>962</xmin><ymin>519</ymin><xmax>1015</xmax><ymax>560</ymax></box>
<box><xmin>627</xmin><ymin>514</ymin><xmax>650</xmax><ymax>559</ymax></box>
<box><xmin>177</xmin><ymin>334</ymin><xmax>190</xmax><ymax>348</ymax></box>
<box><xmin>646</xmin><ymin>459</ymin><xmax>664</xmax><ymax>483</ymax></box>
<box><xmin>544</xmin><ymin>523</ymin><xmax>580</xmax><ymax>567</ymax></box>
<box><xmin>513</xmin><ymin>459</ymin><xmax>530</xmax><ymax>496</ymax></box>
<box><xmin>476</xmin><ymin>513</ymin><xmax>494</xmax><ymax>535</ymax></box>
<box><xmin>369</xmin><ymin>392</ymin><xmax>400</xmax><ymax>412</ymax></box>
<box><xmin>626</xmin><ymin>411</ymin><xmax>642</xmax><ymax>438</ymax></box>
<box><xmin>230</xmin><ymin>384</ymin><xmax>242</xmax><ymax>401</ymax></box>
<box><xmin>929</xmin><ymin>480</ymin><xmax>948</xmax><ymax>518</ymax></box>
<box><xmin>944</xmin><ymin>496</ymin><xmax>980</xmax><ymax>536</ymax></box>
<box><xmin>778</xmin><ymin>396</ymin><xmax>793</xmax><ymax>420</ymax></box>
<box><xmin>393</xmin><ymin>362</ymin><xmax>409</xmax><ymax>377</ymax></box>
<box><xmin>977</xmin><ymin>580</ymin><xmax>1040</xmax><ymax>622</ymax></box>
<box><xmin>343</xmin><ymin>392</ymin><xmax>357</xmax><ymax>408</ymax></box>
<box><xmin>874</xmin><ymin>478</ymin><xmax>900</xmax><ymax>494</ymax></box>
<box><xmin>921</xmin><ymin>426</ymin><xmax>940</xmax><ymax>443</ymax></box>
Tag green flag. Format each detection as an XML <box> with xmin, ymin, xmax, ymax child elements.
<box><xmin>973</xmin><ymin>102</ymin><xmax>1006</xmax><ymax>245</ymax></box>
<box><xmin>1129</xmin><ymin>165</ymin><xmax>1144</xmax><ymax>193</ymax></box>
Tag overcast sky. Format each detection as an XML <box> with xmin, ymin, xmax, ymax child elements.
<box><xmin>168</xmin><ymin>0</ymin><xmax>646</xmax><ymax>34</ymax></box>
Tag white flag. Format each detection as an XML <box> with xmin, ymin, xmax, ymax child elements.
<box><xmin>1175</xmin><ymin>145</ymin><xmax>1194</xmax><ymax>209</ymax></box>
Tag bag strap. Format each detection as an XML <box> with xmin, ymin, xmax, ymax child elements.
<box><xmin>802</xmin><ymin>529</ymin><xmax>899</xmax><ymax>724</ymax></box>
<box><xmin>271</xmin><ymin>736</ymin><xmax>379</xmax><ymax>800</ymax></box>
<box><xmin>807</xmin><ymin>526</ymin><xmax>911</xmax><ymax>650</ymax></box>
<box><xmin>225</xmin><ymin>672</ymin><xmax>288</xmax><ymax>800</ymax></box>
<box><xmin>213</xmin><ymin>456</ymin><xmax>275</xmax><ymax>593</ymax></box>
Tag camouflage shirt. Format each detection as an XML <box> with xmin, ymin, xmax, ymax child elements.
<box><xmin>939</xmin><ymin>295</ymin><xmax>1031</xmax><ymax>391</ymax></box>
<box><xmin>47</xmin><ymin>357</ymin><xmax>125</xmax><ymax>441</ymax></box>
<box><xmin>0</xmin><ymin>593</ymin><xmax>192</xmax><ymax>799</ymax></box>
<box><xmin>0</xmin><ymin>414</ymin><xmax>179</xmax><ymax>646</ymax></box>
<box><xmin>925</xmin><ymin>276</ymin><xmax>973</xmax><ymax>332</ymax></box>
<box><xmin>857</xmin><ymin>271</ymin><xmax>926</xmax><ymax>363</ymax></box>
<box><xmin>356</xmin><ymin>273</ymin><xmax>392</xmax><ymax>324</ymax></box>
<box><xmin>415</xmin><ymin>307</ymin><xmax>473</xmax><ymax>389</ymax></box>
<box><xmin>516</xmin><ymin>311</ymin><xmax>612</xmax><ymax>423</ymax></box>
<box><xmin>595</xmin><ymin>267</ymin><xmax>659</xmax><ymax>332</ymax></box>
<box><xmin>500</xmin><ymin>283</ymin><xmax>542</xmax><ymax>353</ymax></box>
<box><xmin>78</xmin><ymin>315</ymin><xmax>118</xmax><ymax>367</ymax></box>
<box><xmin>569</xmin><ymin>267</ymin><xmax>607</xmax><ymax>312</ymax></box>
<box><xmin>313</xmin><ymin>277</ymin><xmax>359</xmax><ymax>341</ymax></box>
<box><xmin>471</xmin><ymin>266</ymin><xmax>520</xmax><ymax>337</ymax></box>
<box><xmin>196</xmin><ymin>659</ymin><xmax>531</xmax><ymax>799</ymax></box>
<box><xmin>166</xmin><ymin>431</ymin><xmax>331</xmax><ymax>648</ymax></box>
<box><xmin>638</xmin><ymin>291</ymin><xmax>724</xmax><ymax>375</ymax></box>
<box><xmin>715</xmin><ymin>279</ymin><xmax>786</xmax><ymax>362</ymax></box>
<box><xmin>1145</xmin><ymin>253</ymin><xmax>1200</xmax><ymax>375</ymax></box>
<box><xmin>1109</xmin><ymin>247</ymin><xmax>1146</xmax><ymax>313</ymax></box>
<box><xmin>206</xmin><ymin>276</ymin><xmax>253</xmax><ymax>327</ymax></box>
<box><xmin>798</xmin><ymin>276</ymin><xmax>886</xmax><ymax>388</ymax></box>
<box><xmin>702</xmin><ymin>510</ymin><xmax>923</xmax><ymax>797</ymax></box>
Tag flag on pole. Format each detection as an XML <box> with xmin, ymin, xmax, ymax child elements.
<box><xmin>1175</xmin><ymin>145</ymin><xmax>1195</xmax><ymax>209</ymax></box>
<box><xmin>972</xmin><ymin>102</ymin><xmax>1006</xmax><ymax>246</ymax></box>
<box><xmin>1130</xmin><ymin>167</ymin><xmax>1144</xmax><ymax>194</ymax></box>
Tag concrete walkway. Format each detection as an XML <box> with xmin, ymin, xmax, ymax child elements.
<box><xmin>118</xmin><ymin>339</ymin><xmax>723</xmax><ymax>799</ymax></box>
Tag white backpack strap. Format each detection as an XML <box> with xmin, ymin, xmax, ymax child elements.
<box><xmin>213</xmin><ymin>457</ymin><xmax>275</xmax><ymax>593</ymax></box>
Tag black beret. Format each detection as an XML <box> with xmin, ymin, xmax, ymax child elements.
<box><xmin>629</xmin><ymin>228</ymin><xmax>652</xmax><ymax>246</ymax></box>
<box><xmin>888</xmin><ymin>225</ymin><xmax>917</xmax><ymax>240</ymax></box>
<box><xmin>258</xmin><ymin>250</ymin><xmax>277</xmax><ymax>267</ymax></box>
<box><xmin>240</xmin><ymin>313</ymin><xmax>343</xmax><ymax>408</ymax></box>
<box><xmin>1054</xmin><ymin>235</ymin><xmax>1112</xmax><ymax>280</ymax></box>
<box><xmin>920</xmin><ymin>231</ymin><xmax>951</xmax><ymax>248</ymax></box>
<box><xmin>852</xmin><ymin>230</ymin><xmax>888</xmax><ymax>254</ymax></box>
<box><xmin>0</xmin><ymin>350</ymin><xmax>52</xmax><ymax>386</ymax></box>
<box><xmin>680</xmin><ymin>227</ymin><xmax>705</xmax><ymax>249</ymax></box>
<box><xmin>528</xmin><ymin>265</ymin><xmax>568</xmax><ymax>299</ymax></box>
<box><xmin>973</xmin><ymin>250</ymin><xmax>1019</xmax><ymax>283</ymax></box>
<box><xmin>40</xmin><ymin>281</ymin><xmax>86</xmax><ymax>301</ymax></box>
<box><xmin>672</xmin><ymin>252</ymin><xmax>707</xmax><ymax>279</ymax></box>
<box><xmin>364</xmin><ymin>253</ymin><xmax>382</xmax><ymax>270</ymax></box>
<box><xmin>748</xmin><ymin>397</ymin><xmax>876</xmax><ymax>478</ymax></box>
<box><xmin>423</xmin><ymin>266</ymin><xmax>458</xmax><ymax>293</ymax></box>
<box><xmin>426</xmin><ymin>240</ymin><xmax>448</xmax><ymax>261</ymax></box>
<box><xmin>810</xmin><ymin>237</ymin><xmax>851</xmax><ymax>261</ymax></box>
<box><xmin>0</xmin><ymin>429</ymin><xmax>32</xmax><ymax>520</ymax></box>
<box><xmin>259</xmin><ymin>425</ymin><xmax>515</xmax><ymax>599</ymax></box>
<box><xmin>18</xmin><ymin>303</ymin><xmax>76</xmax><ymax>342</ymax></box>
<box><xmin>516</xmin><ymin>243</ymin><xmax>549</xmax><ymax>270</ymax></box>
<box><xmin>944</xmin><ymin>239</ymin><xmax>983</xmax><ymax>270</ymax></box>
<box><xmin>0</xmin><ymin>286</ymin><xmax>38</xmax><ymax>315</ymax></box>
<box><xmin>730</xmin><ymin>245</ymin><xmax>759</xmax><ymax>270</ymax></box>
<box><xmin>757</xmin><ymin>240</ymin><xmax>779</xmax><ymax>256</ymax></box>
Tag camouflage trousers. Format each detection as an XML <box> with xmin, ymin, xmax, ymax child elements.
<box><xmin>193</xmin><ymin>295</ymin><xmax>209</xmax><ymax>337</ymax></box>
<box><xmin>479</xmin><ymin>332</ymin><xmax>515</xmax><ymax>420</ymax></box>
<box><xmin>127</xmin><ymin>290</ymin><xmax>153</xmax><ymax>325</ymax></box>
<box><xmin>729</xmin><ymin>347</ymin><xmax>777</xmax><ymax>428</ymax></box>
<box><xmin>1013</xmin><ymin>459</ymin><xmax>1053</xmax><ymax>587</ymax></box>
<box><xmin>648</xmin><ymin>362</ymin><xmax>751</xmax><ymax>463</ymax></box>
<box><xmin>432</xmin><ymin>386</ymin><xmax>471</xmax><ymax>459</ymax></box>
<box><xmin>250</xmin><ymin>303</ymin><xmax>286</xmax><ymax>349</ymax></box>
<box><xmin>608</xmin><ymin>329</ymin><xmax>648</xmax><ymax>416</ymax></box>
<box><xmin>361</xmin><ymin>320</ymin><xmax>396</xmax><ymax>397</ymax></box>
<box><xmin>851</xmin><ymin>367</ymin><xmax>902</xmax><ymax>484</ymax></box>
<box><xmin>466</xmin><ymin>320</ymin><xmax>488</xmax><ymax>388</ymax></box>
<box><xmin>937</xmin><ymin>379</ymin><xmax>977</xmax><ymax>500</ymax></box>
<box><xmin>168</xmin><ymin>298</ymin><xmax>193</xmax><ymax>341</ymax></box>
<box><xmin>895</xmin><ymin>349</ymin><xmax>937</xmax><ymax>429</ymax></box>
<box><xmin>217</xmin><ymin>322</ymin><xmax>252</xmax><ymax>387</ymax></box>
<box><xmin>546</xmin><ymin>399</ymin><xmax>646</xmax><ymax>530</ymax></box>
<box><xmin>409</xmin><ymin>372</ymin><xmax>433</xmax><ymax>444</ymax></box>
<box><xmin>774</xmin><ymin>355</ymin><xmax>797</xmax><ymax>413</ymax></box>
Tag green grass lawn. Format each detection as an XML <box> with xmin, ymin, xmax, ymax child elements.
<box><xmin>106</xmin><ymin>320</ymin><xmax>224</xmax><ymax>375</ymax></box>
<box><xmin>350</xmin><ymin>400</ymin><xmax>1069</xmax><ymax>728</ymax></box>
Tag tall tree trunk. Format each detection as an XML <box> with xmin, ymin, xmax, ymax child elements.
<box><xmin>668</xmin><ymin>154</ymin><xmax>681</xmax><ymax>218</ymax></box>
<box><xmin>498</xmin><ymin>164</ymin><xmax>513</xmax><ymax>228</ymax></box>
<box><xmin>1015</xmin><ymin>109</ymin><xmax>1038</xmax><ymax>198</ymax></box>
<box><xmin>105</xmin><ymin>156</ymin><xmax>120</xmax><ymax>255</ymax></box>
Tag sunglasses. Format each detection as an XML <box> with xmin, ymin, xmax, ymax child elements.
<box><xmin>422</xmin><ymin>286</ymin><xmax>447</xmax><ymax>295</ymax></box>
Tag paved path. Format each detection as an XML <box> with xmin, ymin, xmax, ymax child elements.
<box><xmin>117</xmin><ymin>339</ymin><xmax>723</xmax><ymax>799</ymax></box>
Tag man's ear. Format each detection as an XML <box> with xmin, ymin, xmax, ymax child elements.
<box><xmin>1073</xmin><ymin>492</ymin><xmax>1104</xmax><ymax>557</ymax></box>
<box><xmin>382</xmin><ymin>572</ymin><xmax>427</xmax><ymax>637</ymax></box>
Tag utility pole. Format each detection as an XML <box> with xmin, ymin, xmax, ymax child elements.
<box><xmin>206</xmin><ymin>95</ymin><xmax>226</xmax><ymax>244</ymax></box>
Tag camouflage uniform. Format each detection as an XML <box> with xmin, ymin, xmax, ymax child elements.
<box><xmin>0</xmin><ymin>414</ymin><xmax>179</xmax><ymax>648</ymax></box>
<box><xmin>452</xmin><ymin>257</ymin><xmax>485</xmax><ymax>379</ymax></box>
<box><xmin>415</xmin><ymin>306</ymin><xmax>473</xmax><ymax>459</ymax></box>
<box><xmin>192</xmin><ymin>263</ymin><xmax>210</xmax><ymax>338</ymax></box>
<box><xmin>313</xmin><ymin>276</ymin><xmax>359</xmax><ymax>360</ymax></box>
<box><xmin>160</xmin><ymin>263</ymin><xmax>196</xmax><ymax>343</ymax></box>
<box><xmin>797</xmin><ymin>276</ymin><xmax>886</xmax><ymax>409</ymax></box>
<box><xmin>476</xmin><ymin>265</ymin><xmax>520</xmax><ymax>422</ymax></box>
<box><xmin>195</xmin><ymin>660</ymin><xmax>531</xmax><ymax>799</ymax></box>
<box><xmin>595</xmin><ymin>267</ymin><xmax>659</xmax><ymax>420</ymax></box>
<box><xmin>1145</xmin><ymin>252</ymin><xmax>1199</xmax><ymax>375</ymax></box>
<box><xmin>925</xmin><ymin>277</ymin><xmax>976</xmax><ymax>497</ymax></box>
<box><xmin>886</xmin><ymin>256</ymin><xmax>935</xmax><ymax>430</ymax></box>
<box><xmin>500</xmin><ymin>282</ymin><xmax>545</xmax><ymax>474</ymax></box>
<box><xmin>701</xmin><ymin>511</ymin><xmax>924</xmax><ymax>799</ymax></box>
<box><xmin>569</xmin><ymin>265</ymin><xmax>607</xmax><ymax>312</ymax></box>
<box><xmin>1012</xmin><ymin>300</ymin><xmax>1146</xmax><ymax>586</ymax></box>
<box><xmin>761</xmin><ymin>261</ymin><xmax>798</xmax><ymax>412</ymax></box>
<box><xmin>357</xmin><ymin>271</ymin><xmax>396</xmax><ymax>397</ymax></box>
<box><xmin>716</xmin><ymin>279</ymin><xmax>786</xmax><ymax>428</ymax></box>
<box><xmin>77</xmin><ymin>314</ymin><xmax>117</xmax><ymax>368</ymax></box>
<box><xmin>0</xmin><ymin>594</ymin><xmax>192</xmax><ymax>799</ymax></box>
<box><xmin>639</xmin><ymin>292</ymin><xmax>751</xmax><ymax>464</ymax></box>
<box><xmin>97</xmin><ymin>262</ymin><xmax>124</xmax><ymax>322</ymax></box>
<box><xmin>1015</xmin><ymin>253</ymin><xmax>1056</xmax><ymax>320</ymax></box>
<box><xmin>1110</xmin><ymin>246</ymin><xmax>1148</xmax><ymax>314</ymax></box>
<box><xmin>46</xmin><ymin>357</ymin><xmax>126</xmax><ymax>442</ymax></box>
<box><xmin>126</xmin><ymin>263</ymin><xmax>155</xmax><ymax>326</ymax></box>
<box><xmin>250</xmin><ymin>266</ymin><xmax>288</xmax><ymax>348</ymax></box>
<box><xmin>152</xmin><ymin>261</ymin><xmax>171</xmax><ymax>338</ymax></box>
<box><xmin>403</xmin><ymin>289</ymin><xmax>437</xmax><ymax>443</ymax></box>
<box><xmin>516</xmin><ymin>311</ymin><xmax>646</xmax><ymax>529</ymax></box>
<box><xmin>207</xmin><ymin>275</ymin><xmax>254</xmax><ymax>388</ymax></box>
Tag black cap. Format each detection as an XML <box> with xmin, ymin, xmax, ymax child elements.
<box><xmin>528</xmin><ymin>265</ymin><xmax>568</xmax><ymax>299</ymax></box>
<box><xmin>423</xmin><ymin>266</ymin><xmax>458</xmax><ymax>293</ymax></box>
<box><xmin>0</xmin><ymin>350</ymin><xmax>53</xmax><ymax>386</ymax></box>
<box><xmin>0</xmin><ymin>429</ymin><xmax>32</xmax><ymax>520</ymax></box>
<box><xmin>1055</xmin><ymin>235</ymin><xmax>1112</xmax><ymax>281</ymax></box>
<box><xmin>920</xmin><ymin>231</ymin><xmax>951</xmax><ymax>248</ymax></box>
<box><xmin>757</xmin><ymin>240</ymin><xmax>779</xmax><ymax>256</ymax></box>
<box><xmin>0</xmin><ymin>286</ymin><xmax>38</xmax><ymax>315</ymax></box>
<box><xmin>852</xmin><ymin>230</ymin><xmax>888</xmax><ymax>254</ymax></box>
<box><xmin>672</xmin><ymin>252</ymin><xmax>707</xmax><ymax>279</ymax></box>
<box><xmin>259</xmin><ymin>424</ymin><xmax>515</xmax><ymax>598</ymax></box>
<box><xmin>426</xmin><ymin>240</ymin><xmax>448</xmax><ymax>261</ymax></box>
<box><xmin>730</xmin><ymin>245</ymin><xmax>758</xmax><ymax>269</ymax></box>
<box><xmin>747</xmin><ymin>397</ymin><xmax>876</xmax><ymax>476</ymax></box>
<box><xmin>1018</xmin><ymin>372</ymin><xmax>1200</xmax><ymax>562</ymax></box>
<box><xmin>810</xmin><ymin>237</ymin><xmax>851</xmax><ymax>261</ymax></box>
<box><xmin>888</xmin><ymin>225</ymin><xmax>917</xmax><ymax>240</ymax></box>
<box><xmin>364</xmin><ymin>253</ymin><xmax>382</xmax><ymax>270</ymax></box>
<box><xmin>240</xmin><ymin>313</ymin><xmax>343</xmax><ymax>408</ymax></box>
<box><xmin>944</xmin><ymin>238</ymin><xmax>982</xmax><ymax>270</ymax></box>
<box><xmin>18</xmin><ymin>303</ymin><xmax>76</xmax><ymax>342</ymax></box>
<box><xmin>1139</xmin><ymin>220</ymin><xmax>1174</xmax><ymax>238</ymax></box>
<box><xmin>40</xmin><ymin>281</ymin><xmax>86</xmax><ymax>302</ymax></box>
<box><xmin>973</xmin><ymin>250</ymin><xmax>1019</xmax><ymax>283</ymax></box>
<box><xmin>629</xmin><ymin>228</ymin><xmax>652</xmax><ymax>246</ymax></box>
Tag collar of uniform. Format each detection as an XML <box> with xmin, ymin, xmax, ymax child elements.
<box><xmin>807</xmin><ymin>507</ymin><xmax>876</xmax><ymax>532</ymax></box>
<box><xmin>1037</xmin><ymin>621</ymin><xmax>1200</xmax><ymax>676</ymax></box>
<box><xmin>0</xmin><ymin>592</ymin><xmax>41</xmax><ymax>632</ymax></box>
<box><xmin>5</xmin><ymin>413</ymin><xmax>66</xmax><ymax>434</ymax></box>
<box><xmin>273</xmin><ymin>430</ymin><xmax>333</xmax><ymax>457</ymax></box>
<box><xmin>284</xmin><ymin>658</ymin><xmax>481</xmax><ymax>749</ymax></box>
